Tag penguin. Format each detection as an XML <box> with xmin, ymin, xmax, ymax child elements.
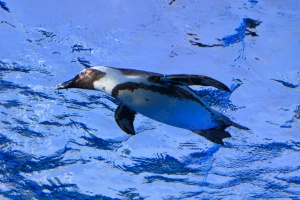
<box><xmin>54</xmin><ymin>66</ymin><xmax>249</xmax><ymax>144</ymax></box>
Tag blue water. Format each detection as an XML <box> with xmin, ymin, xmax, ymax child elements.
<box><xmin>1</xmin><ymin>1</ymin><xmax>300</xmax><ymax>199</ymax></box>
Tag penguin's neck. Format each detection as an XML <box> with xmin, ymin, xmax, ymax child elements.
<box><xmin>92</xmin><ymin>67</ymin><xmax>142</xmax><ymax>95</ymax></box>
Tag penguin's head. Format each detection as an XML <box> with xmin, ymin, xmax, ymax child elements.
<box><xmin>54</xmin><ymin>68</ymin><xmax>106</xmax><ymax>90</ymax></box>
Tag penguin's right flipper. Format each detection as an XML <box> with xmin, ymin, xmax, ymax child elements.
<box><xmin>114</xmin><ymin>103</ymin><xmax>136</xmax><ymax>135</ymax></box>
<box><xmin>148</xmin><ymin>74</ymin><xmax>231</xmax><ymax>92</ymax></box>
<box><xmin>193</xmin><ymin>127</ymin><xmax>231</xmax><ymax>145</ymax></box>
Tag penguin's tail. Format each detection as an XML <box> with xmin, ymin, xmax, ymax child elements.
<box><xmin>228</xmin><ymin>120</ymin><xmax>250</xmax><ymax>130</ymax></box>
<box><xmin>218</xmin><ymin>115</ymin><xmax>250</xmax><ymax>131</ymax></box>
<box><xmin>192</xmin><ymin>116</ymin><xmax>249</xmax><ymax>145</ymax></box>
<box><xmin>193</xmin><ymin>127</ymin><xmax>231</xmax><ymax>145</ymax></box>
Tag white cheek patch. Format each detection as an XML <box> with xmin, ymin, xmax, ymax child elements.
<box><xmin>91</xmin><ymin>66</ymin><xmax>147</xmax><ymax>95</ymax></box>
<box><xmin>93</xmin><ymin>76</ymin><xmax>118</xmax><ymax>94</ymax></box>
<box><xmin>92</xmin><ymin>66</ymin><xmax>127</xmax><ymax>94</ymax></box>
<box><xmin>91</xmin><ymin>66</ymin><xmax>116</xmax><ymax>93</ymax></box>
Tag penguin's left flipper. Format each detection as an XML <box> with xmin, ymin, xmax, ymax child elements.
<box><xmin>114</xmin><ymin>103</ymin><xmax>136</xmax><ymax>135</ymax></box>
<box><xmin>193</xmin><ymin>127</ymin><xmax>232</xmax><ymax>145</ymax></box>
<box><xmin>148</xmin><ymin>74</ymin><xmax>231</xmax><ymax>92</ymax></box>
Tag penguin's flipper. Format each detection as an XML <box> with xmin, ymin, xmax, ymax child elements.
<box><xmin>193</xmin><ymin>127</ymin><xmax>231</xmax><ymax>145</ymax></box>
<box><xmin>114</xmin><ymin>103</ymin><xmax>136</xmax><ymax>135</ymax></box>
<box><xmin>148</xmin><ymin>74</ymin><xmax>230</xmax><ymax>92</ymax></box>
<box><xmin>165</xmin><ymin>74</ymin><xmax>231</xmax><ymax>92</ymax></box>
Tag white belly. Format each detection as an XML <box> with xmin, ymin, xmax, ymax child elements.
<box><xmin>117</xmin><ymin>88</ymin><xmax>221</xmax><ymax>130</ymax></box>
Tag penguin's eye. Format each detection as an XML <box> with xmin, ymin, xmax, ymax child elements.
<box><xmin>79</xmin><ymin>71</ymin><xmax>86</xmax><ymax>77</ymax></box>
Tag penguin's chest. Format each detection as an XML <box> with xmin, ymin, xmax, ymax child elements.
<box><xmin>116</xmin><ymin>87</ymin><xmax>220</xmax><ymax>130</ymax></box>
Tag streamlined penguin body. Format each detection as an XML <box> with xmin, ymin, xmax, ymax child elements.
<box><xmin>55</xmin><ymin>66</ymin><xmax>248</xmax><ymax>144</ymax></box>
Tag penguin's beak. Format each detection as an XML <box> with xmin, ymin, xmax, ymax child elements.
<box><xmin>54</xmin><ymin>79</ymin><xmax>74</xmax><ymax>90</ymax></box>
